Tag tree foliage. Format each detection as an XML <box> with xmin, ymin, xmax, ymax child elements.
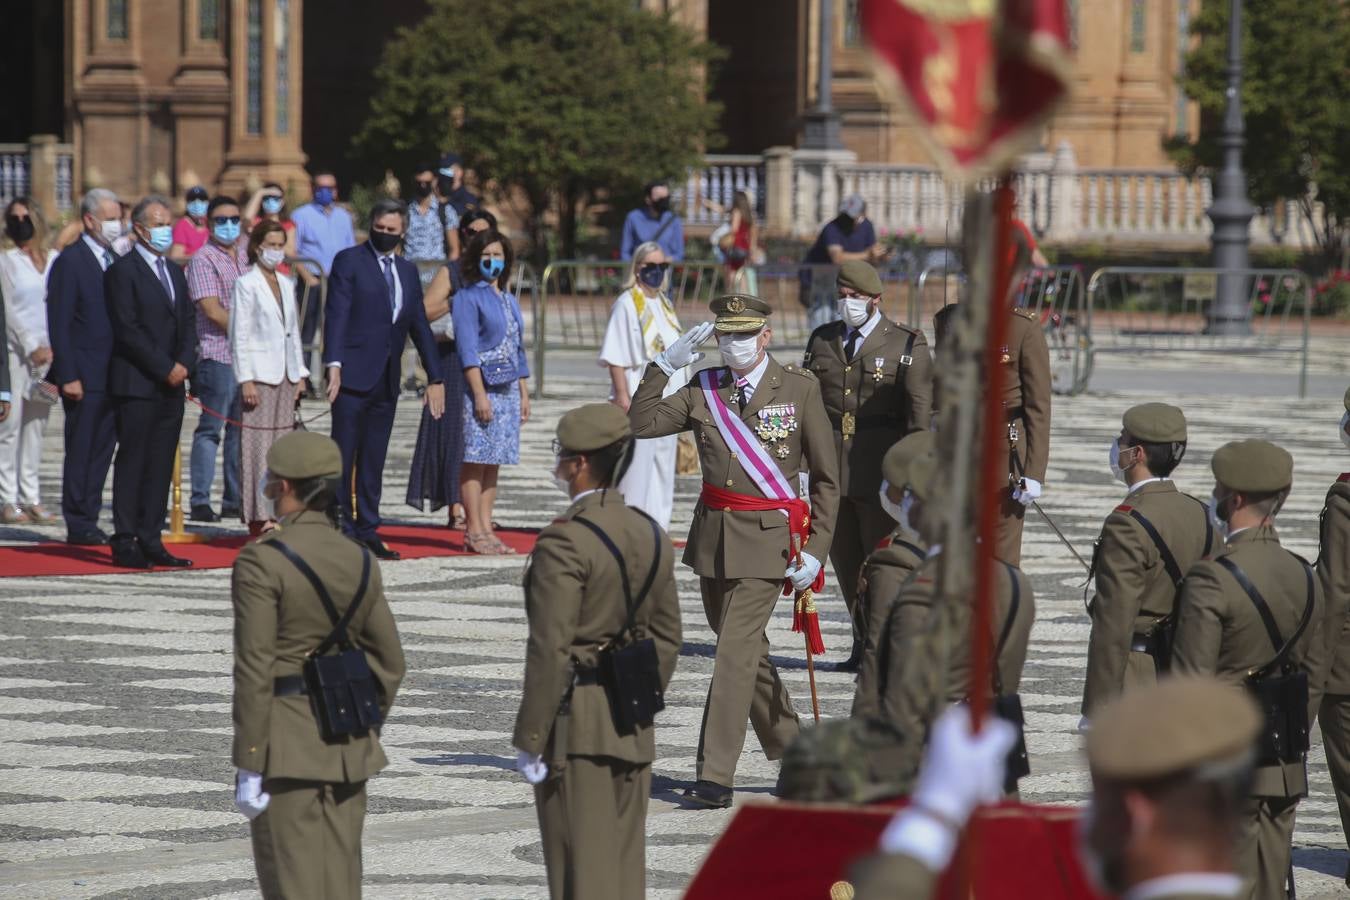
<box><xmin>353</xmin><ymin>0</ymin><xmax>722</xmax><ymax>263</ymax></box>
<box><xmin>1167</xmin><ymin>0</ymin><xmax>1350</xmax><ymax>268</ymax></box>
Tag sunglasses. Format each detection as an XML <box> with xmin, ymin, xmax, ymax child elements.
<box><xmin>415</xmin><ymin>180</ymin><xmax>435</xmax><ymax>187</ymax></box>
<box><xmin>640</xmin><ymin>262</ymin><xmax>670</xmax><ymax>273</ymax></box>
<box><xmin>212</xmin><ymin>215</ymin><xmax>241</xmax><ymax>225</ymax></box>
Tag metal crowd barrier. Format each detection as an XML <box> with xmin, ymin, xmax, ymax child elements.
<box><xmin>1083</xmin><ymin>267</ymin><xmax>1313</xmax><ymax>398</ymax></box>
<box><xmin>287</xmin><ymin>256</ymin><xmax>327</xmax><ymax>379</ymax></box>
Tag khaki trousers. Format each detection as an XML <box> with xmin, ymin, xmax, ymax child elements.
<box><xmin>827</xmin><ymin>495</ymin><xmax>895</xmax><ymax>647</ymax></box>
<box><xmin>252</xmin><ymin>778</ymin><xmax>367</xmax><ymax>900</ymax></box>
<box><xmin>535</xmin><ymin>756</ymin><xmax>651</xmax><ymax>900</ymax></box>
<box><xmin>1320</xmin><ymin>693</ymin><xmax>1350</xmax><ymax>879</ymax></box>
<box><xmin>697</xmin><ymin>576</ymin><xmax>801</xmax><ymax>787</ymax></box>
<box><xmin>1236</xmin><ymin>794</ymin><xmax>1298</xmax><ymax>900</ymax></box>
<box><xmin>994</xmin><ymin>487</ymin><xmax>1026</xmax><ymax>566</ymax></box>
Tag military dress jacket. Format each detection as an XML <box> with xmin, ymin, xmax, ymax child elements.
<box><xmin>1317</xmin><ymin>476</ymin><xmax>1350</xmax><ymax>695</ymax></box>
<box><xmin>513</xmin><ymin>490</ymin><xmax>682</xmax><ymax>767</ymax></box>
<box><xmin>1081</xmin><ymin>480</ymin><xmax>1214</xmax><ymax>715</ymax></box>
<box><xmin>628</xmin><ymin>357</ymin><xmax>841</xmax><ymax>580</ymax></box>
<box><xmin>1172</xmin><ymin>525</ymin><xmax>1328</xmax><ymax>798</ymax></box>
<box><xmin>231</xmin><ymin>509</ymin><xmax>406</xmax><ymax>782</ymax></box>
<box><xmin>852</xmin><ymin>530</ymin><xmax>927</xmax><ymax>719</ymax></box>
<box><xmin>803</xmin><ymin>315</ymin><xmax>933</xmax><ymax>498</ymax></box>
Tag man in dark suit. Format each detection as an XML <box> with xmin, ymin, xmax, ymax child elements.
<box><xmin>46</xmin><ymin>188</ymin><xmax>123</xmax><ymax>545</ymax></box>
<box><xmin>323</xmin><ymin>198</ymin><xmax>444</xmax><ymax>559</ymax></box>
<box><xmin>105</xmin><ymin>195</ymin><xmax>198</xmax><ymax>568</ymax></box>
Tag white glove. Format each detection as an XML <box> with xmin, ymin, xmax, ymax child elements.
<box><xmin>786</xmin><ymin>552</ymin><xmax>822</xmax><ymax>592</ymax></box>
<box><xmin>1077</xmin><ymin>715</ymin><xmax>1091</xmax><ymax>734</ymax></box>
<box><xmin>516</xmin><ymin>749</ymin><xmax>548</xmax><ymax>785</ymax></box>
<box><xmin>877</xmin><ymin>707</ymin><xmax>1016</xmax><ymax>870</ymax></box>
<box><xmin>1012</xmin><ymin>477</ymin><xmax>1042</xmax><ymax>507</ymax></box>
<box><xmin>654</xmin><ymin>322</ymin><xmax>715</xmax><ymax>375</ymax></box>
<box><xmin>234</xmin><ymin>768</ymin><xmax>270</xmax><ymax>820</ymax></box>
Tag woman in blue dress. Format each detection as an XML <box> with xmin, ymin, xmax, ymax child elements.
<box><xmin>405</xmin><ymin>211</ymin><xmax>497</xmax><ymax>528</ymax></box>
<box><xmin>452</xmin><ymin>229</ymin><xmax>530</xmax><ymax>554</ymax></box>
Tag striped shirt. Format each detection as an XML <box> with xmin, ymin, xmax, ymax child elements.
<box><xmin>185</xmin><ymin>239</ymin><xmax>248</xmax><ymax>364</ymax></box>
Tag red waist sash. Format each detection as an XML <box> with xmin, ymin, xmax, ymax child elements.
<box><xmin>699</xmin><ymin>483</ymin><xmax>825</xmax><ymax>594</ymax></box>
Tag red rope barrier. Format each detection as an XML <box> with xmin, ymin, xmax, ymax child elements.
<box><xmin>185</xmin><ymin>393</ymin><xmax>331</xmax><ymax>431</ymax></box>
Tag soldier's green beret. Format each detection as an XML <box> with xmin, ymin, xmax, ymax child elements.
<box><xmin>1211</xmin><ymin>439</ymin><xmax>1293</xmax><ymax>493</ymax></box>
<box><xmin>1123</xmin><ymin>403</ymin><xmax>1186</xmax><ymax>443</ymax></box>
<box><xmin>1087</xmin><ymin>676</ymin><xmax>1260</xmax><ymax>781</ymax></box>
<box><xmin>1343</xmin><ymin>386</ymin><xmax>1350</xmax><ymax>412</ymax></box>
<box><xmin>266</xmin><ymin>431</ymin><xmax>342</xmax><ymax>480</ymax></box>
<box><xmin>837</xmin><ymin>259</ymin><xmax>883</xmax><ymax>297</ymax></box>
<box><xmin>710</xmin><ymin>293</ymin><xmax>771</xmax><ymax>333</ymax></box>
<box><xmin>881</xmin><ymin>431</ymin><xmax>937</xmax><ymax>490</ymax></box>
<box><xmin>556</xmin><ymin>403</ymin><xmax>631</xmax><ymax>453</ymax></box>
<box><xmin>906</xmin><ymin>451</ymin><xmax>939</xmax><ymax>501</ymax></box>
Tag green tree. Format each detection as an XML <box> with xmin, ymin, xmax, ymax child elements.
<box><xmin>1167</xmin><ymin>0</ymin><xmax>1350</xmax><ymax>270</ymax></box>
<box><xmin>353</xmin><ymin>0</ymin><xmax>722</xmax><ymax>265</ymax></box>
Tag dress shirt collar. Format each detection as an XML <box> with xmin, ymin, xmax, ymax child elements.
<box><xmin>570</xmin><ymin>488</ymin><xmax>600</xmax><ymax>505</ymax></box>
<box><xmin>853</xmin><ymin>309</ymin><xmax>882</xmax><ymax>341</ymax></box>
<box><xmin>82</xmin><ymin>233</ymin><xmax>114</xmax><ymax>269</ymax></box>
<box><xmin>134</xmin><ymin>241</ymin><xmax>165</xmax><ymax>270</ymax></box>
<box><xmin>1126</xmin><ymin>476</ymin><xmax>1169</xmax><ymax>496</ymax></box>
<box><xmin>369</xmin><ymin>241</ymin><xmax>398</xmax><ymax>267</ymax></box>
<box><xmin>731</xmin><ymin>352</ymin><xmax>771</xmax><ymax>390</ymax></box>
<box><xmin>1123</xmin><ymin>872</ymin><xmax>1243</xmax><ymax>900</ymax></box>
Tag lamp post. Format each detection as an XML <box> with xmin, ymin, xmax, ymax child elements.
<box><xmin>802</xmin><ymin>0</ymin><xmax>844</xmax><ymax>150</ymax></box>
<box><xmin>1205</xmin><ymin>0</ymin><xmax>1254</xmax><ymax>334</ymax></box>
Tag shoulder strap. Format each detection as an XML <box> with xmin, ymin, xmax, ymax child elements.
<box><xmin>573</xmin><ymin>511</ymin><xmax>663</xmax><ymax>636</ymax></box>
<box><xmin>263</xmin><ymin>539</ymin><xmax>373</xmax><ymax>656</ymax></box>
<box><xmin>1189</xmin><ymin>494</ymin><xmax>1215</xmax><ymax>558</ymax></box>
<box><xmin>1127</xmin><ymin>508</ymin><xmax>1184</xmax><ymax>586</ymax></box>
<box><xmin>894</xmin><ymin>539</ymin><xmax>924</xmax><ymax>559</ymax></box>
<box><xmin>899</xmin><ymin>330</ymin><xmax>916</xmax><ymax>366</ymax></box>
<box><xmin>992</xmin><ymin>562</ymin><xmax>1021</xmax><ymax>695</ymax></box>
<box><xmin>1215</xmin><ymin>556</ymin><xmax>1315</xmax><ymax>674</ymax></box>
<box><xmin>651</xmin><ymin>212</ymin><xmax>676</xmax><ymax>243</ymax></box>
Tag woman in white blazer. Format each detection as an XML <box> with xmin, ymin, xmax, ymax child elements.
<box><xmin>230</xmin><ymin>220</ymin><xmax>308</xmax><ymax>533</ymax></box>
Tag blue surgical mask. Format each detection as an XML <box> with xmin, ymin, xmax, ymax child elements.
<box><xmin>262</xmin><ymin>196</ymin><xmax>284</xmax><ymax>215</ymax></box>
<box><xmin>314</xmin><ymin>187</ymin><xmax>334</xmax><ymax>207</ymax></box>
<box><xmin>147</xmin><ymin>225</ymin><xmax>174</xmax><ymax>253</ymax></box>
<box><xmin>479</xmin><ymin>256</ymin><xmax>505</xmax><ymax>281</ymax></box>
<box><xmin>638</xmin><ymin>263</ymin><xmax>667</xmax><ymax>289</ymax></box>
<box><xmin>186</xmin><ymin>200</ymin><xmax>208</xmax><ymax>218</ymax></box>
<box><xmin>212</xmin><ymin>221</ymin><xmax>241</xmax><ymax>243</ymax></box>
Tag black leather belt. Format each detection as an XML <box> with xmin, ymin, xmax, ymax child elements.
<box><xmin>274</xmin><ymin>675</ymin><xmax>308</xmax><ymax>696</ymax></box>
<box><xmin>574</xmin><ymin>668</ymin><xmax>600</xmax><ymax>686</ymax></box>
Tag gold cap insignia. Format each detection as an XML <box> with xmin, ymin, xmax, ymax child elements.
<box><xmin>828</xmin><ymin>881</ymin><xmax>855</xmax><ymax>900</ymax></box>
<box><xmin>726</xmin><ymin>297</ymin><xmax>745</xmax><ymax>314</ymax></box>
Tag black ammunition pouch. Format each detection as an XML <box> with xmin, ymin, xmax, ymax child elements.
<box><xmin>1121</xmin><ymin>504</ymin><xmax>1212</xmax><ymax>676</ymax></box>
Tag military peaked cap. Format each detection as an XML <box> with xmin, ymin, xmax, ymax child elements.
<box><xmin>1123</xmin><ymin>403</ymin><xmax>1187</xmax><ymax>443</ymax></box>
<box><xmin>266</xmin><ymin>431</ymin><xmax>343</xmax><ymax>480</ymax></box>
<box><xmin>711</xmin><ymin>293</ymin><xmax>771</xmax><ymax>333</ymax></box>
<box><xmin>1211</xmin><ymin>439</ymin><xmax>1293</xmax><ymax>493</ymax></box>
<box><xmin>557</xmin><ymin>403</ymin><xmax>631</xmax><ymax>453</ymax></box>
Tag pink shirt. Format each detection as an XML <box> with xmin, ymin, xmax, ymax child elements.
<box><xmin>172</xmin><ymin>217</ymin><xmax>209</xmax><ymax>257</ymax></box>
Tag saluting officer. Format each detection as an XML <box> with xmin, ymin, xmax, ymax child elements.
<box><xmin>1318</xmin><ymin>387</ymin><xmax>1350</xmax><ymax>887</ymax></box>
<box><xmin>231</xmin><ymin>431</ymin><xmax>406</xmax><ymax>900</ymax></box>
<box><xmin>1172</xmin><ymin>439</ymin><xmax>1327</xmax><ymax>900</ymax></box>
<box><xmin>804</xmin><ymin>259</ymin><xmax>933</xmax><ymax>670</ymax></box>
<box><xmin>629</xmin><ymin>294</ymin><xmax>840</xmax><ymax>808</ymax></box>
<box><xmin>513</xmin><ymin>404</ymin><xmax>682</xmax><ymax>900</ymax></box>
<box><xmin>851</xmin><ymin>429</ymin><xmax>934</xmax><ymax>719</ymax></box>
<box><xmin>1080</xmin><ymin>403</ymin><xmax>1213</xmax><ymax>720</ymax></box>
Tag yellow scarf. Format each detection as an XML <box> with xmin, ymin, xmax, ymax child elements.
<box><xmin>629</xmin><ymin>286</ymin><xmax>681</xmax><ymax>359</ymax></box>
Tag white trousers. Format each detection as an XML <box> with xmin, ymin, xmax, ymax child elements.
<box><xmin>617</xmin><ymin>433</ymin><xmax>676</xmax><ymax>530</ymax></box>
<box><xmin>0</xmin><ymin>340</ymin><xmax>50</xmax><ymax>506</ymax></box>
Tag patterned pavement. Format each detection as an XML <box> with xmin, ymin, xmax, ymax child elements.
<box><xmin>1</xmin><ymin>369</ymin><xmax>1349</xmax><ymax>898</ymax></box>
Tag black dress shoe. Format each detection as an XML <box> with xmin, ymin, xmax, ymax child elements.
<box><xmin>190</xmin><ymin>505</ymin><xmax>221</xmax><ymax>523</ymax></box>
<box><xmin>362</xmin><ymin>538</ymin><xmax>401</xmax><ymax>561</ymax></box>
<box><xmin>67</xmin><ymin>530</ymin><xmax>109</xmax><ymax>546</ymax></box>
<box><xmin>110</xmin><ymin>540</ymin><xmax>152</xmax><ymax>569</ymax></box>
<box><xmin>834</xmin><ymin>639</ymin><xmax>864</xmax><ymax>673</ymax></box>
<box><xmin>144</xmin><ymin>547</ymin><xmax>194</xmax><ymax>568</ymax></box>
<box><xmin>683</xmin><ymin>780</ymin><xmax>733</xmax><ymax>809</ymax></box>
<box><xmin>220</xmin><ymin>504</ymin><xmax>242</xmax><ymax>520</ymax></box>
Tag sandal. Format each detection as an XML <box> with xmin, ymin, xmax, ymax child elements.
<box><xmin>489</xmin><ymin>531</ymin><xmax>517</xmax><ymax>555</ymax></box>
<box><xmin>465</xmin><ymin>532</ymin><xmax>502</xmax><ymax>555</ymax></box>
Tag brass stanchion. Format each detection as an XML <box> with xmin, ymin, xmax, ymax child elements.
<box><xmin>163</xmin><ymin>444</ymin><xmax>210</xmax><ymax>544</ymax></box>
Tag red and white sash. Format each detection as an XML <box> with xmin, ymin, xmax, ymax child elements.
<box><xmin>699</xmin><ymin>368</ymin><xmax>794</xmax><ymax>510</ymax></box>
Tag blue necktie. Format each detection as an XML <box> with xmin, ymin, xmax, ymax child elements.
<box><xmin>381</xmin><ymin>257</ymin><xmax>396</xmax><ymax>314</ymax></box>
<box><xmin>104</xmin><ymin>250</ymin><xmax>115</xmax><ymax>269</ymax></box>
<box><xmin>156</xmin><ymin>257</ymin><xmax>174</xmax><ymax>306</ymax></box>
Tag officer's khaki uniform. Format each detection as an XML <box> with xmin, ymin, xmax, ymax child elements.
<box><xmin>513</xmin><ymin>490</ymin><xmax>682</xmax><ymax>900</ymax></box>
<box><xmin>1172</xmin><ymin>525</ymin><xmax>1327</xmax><ymax>900</ymax></box>
<box><xmin>1317</xmin><ymin>473</ymin><xmax>1350</xmax><ymax>878</ymax></box>
<box><xmin>804</xmin><ymin>314</ymin><xmax>932</xmax><ymax>651</ymax></box>
<box><xmin>1081</xmin><ymin>480</ymin><xmax>1212</xmax><ymax>716</ymax></box>
<box><xmin>232</xmin><ymin>509</ymin><xmax>406</xmax><ymax>900</ymax></box>
<box><xmin>851</xmin><ymin>530</ymin><xmax>926</xmax><ymax>718</ymax></box>
<box><xmin>629</xmin><ymin>357</ymin><xmax>839</xmax><ymax>787</ymax></box>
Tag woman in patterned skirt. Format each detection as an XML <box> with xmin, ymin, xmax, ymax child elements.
<box><xmin>451</xmin><ymin>229</ymin><xmax>529</xmax><ymax>555</ymax></box>
<box><xmin>230</xmin><ymin>220</ymin><xmax>307</xmax><ymax>534</ymax></box>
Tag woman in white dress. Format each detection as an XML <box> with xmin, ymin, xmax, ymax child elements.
<box><xmin>598</xmin><ymin>241</ymin><xmax>686</xmax><ymax>528</ymax></box>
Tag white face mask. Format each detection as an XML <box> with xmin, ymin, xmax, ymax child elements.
<box><xmin>99</xmin><ymin>218</ymin><xmax>123</xmax><ymax>245</ymax></box>
<box><xmin>1206</xmin><ymin>492</ymin><xmax>1230</xmax><ymax>539</ymax></box>
<box><xmin>1340</xmin><ymin>412</ymin><xmax>1350</xmax><ymax>450</ymax></box>
<box><xmin>878</xmin><ymin>479</ymin><xmax>904</xmax><ymax>525</ymax></box>
<box><xmin>552</xmin><ymin>456</ymin><xmax>573</xmax><ymax>497</ymax></box>
<box><xmin>259</xmin><ymin>247</ymin><xmax>286</xmax><ymax>270</ymax></box>
<box><xmin>838</xmin><ymin>296</ymin><xmax>872</xmax><ymax>328</ymax></box>
<box><xmin>719</xmin><ymin>332</ymin><xmax>761</xmax><ymax>370</ymax></box>
<box><xmin>1108</xmin><ymin>438</ymin><xmax>1127</xmax><ymax>484</ymax></box>
<box><xmin>258</xmin><ymin>472</ymin><xmax>280</xmax><ymax>521</ymax></box>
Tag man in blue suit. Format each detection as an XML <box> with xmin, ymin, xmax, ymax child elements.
<box><xmin>46</xmin><ymin>188</ymin><xmax>123</xmax><ymax>545</ymax></box>
<box><xmin>324</xmin><ymin>198</ymin><xmax>444</xmax><ymax>558</ymax></box>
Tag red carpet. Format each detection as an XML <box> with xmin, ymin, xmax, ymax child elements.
<box><xmin>0</xmin><ymin>524</ymin><xmax>540</xmax><ymax>578</ymax></box>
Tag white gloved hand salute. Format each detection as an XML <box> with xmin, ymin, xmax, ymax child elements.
<box><xmin>785</xmin><ymin>552</ymin><xmax>822</xmax><ymax>592</ymax></box>
<box><xmin>234</xmin><ymin>768</ymin><xmax>271</xmax><ymax>820</ymax></box>
<box><xmin>655</xmin><ymin>322</ymin><xmax>716</xmax><ymax>376</ymax></box>
<box><xmin>1012</xmin><ymin>477</ymin><xmax>1041</xmax><ymax>507</ymax></box>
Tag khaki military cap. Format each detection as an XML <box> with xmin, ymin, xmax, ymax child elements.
<box><xmin>557</xmin><ymin>403</ymin><xmax>631</xmax><ymax>453</ymax></box>
<box><xmin>881</xmin><ymin>431</ymin><xmax>937</xmax><ymax>489</ymax></box>
<box><xmin>711</xmin><ymin>293</ymin><xmax>771</xmax><ymax>333</ymax></box>
<box><xmin>1211</xmin><ymin>439</ymin><xmax>1293</xmax><ymax>493</ymax></box>
<box><xmin>906</xmin><ymin>451</ymin><xmax>939</xmax><ymax>501</ymax></box>
<box><xmin>837</xmin><ymin>259</ymin><xmax>883</xmax><ymax>297</ymax></box>
<box><xmin>1123</xmin><ymin>403</ymin><xmax>1186</xmax><ymax>443</ymax></box>
<box><xmin>1087</xmin><ymin>676</ymin><xmax>1260</xmax><ymax>781</ymax></box>
<box><xmin>266</xmin><ymin>431</ymin><xmax>342</xmax><ymax>480</ymax></box>
<box><xmin>1343</xmin><ymin>386</ymin><xmax>1350</xmax><ymax>412</ymax></box>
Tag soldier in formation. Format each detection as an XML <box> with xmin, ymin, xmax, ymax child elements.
<box><xmin>1318</xmin><ymin>388</ymin><xmax>1350</xmax><ymax>889</ymax></box>
<box><xmin>628</xmin><ymin>293</ymin><xmax>839</xmax><ymax>808</ymax></box>
<box><xmin>513</xmin><ymin>403</ymin><xmax>682</xmax><ymax>900</ymax></box>
<box><xmin>803</xmin><ymin>259</ymin><xmax>932</xmax><ymax>670</ymax></box>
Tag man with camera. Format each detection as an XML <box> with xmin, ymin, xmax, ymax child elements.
<box><xmin>514</xmin><ymin>403</ymin><xmax>683</xmax><ymax>900</ymax></box>
<box><xmin>1172</xmin><ymin>439</ymin><xmax>1327</xmax><ymax>900</ymax></box>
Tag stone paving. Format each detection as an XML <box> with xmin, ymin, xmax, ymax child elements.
<box><xmin>1</xmin><ymin>373</ymin><xmax>1349</xmax><ymax>898</ymax></box>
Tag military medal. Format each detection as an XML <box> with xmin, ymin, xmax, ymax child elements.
<box><xmin>774</xmin><ymin>442</ymin><xmax>790</xmax><ymax>459</ymax></box>
<box><xmin>756</xmin><ymin>404</ymin><xmax>797</xmax><ymax>444</ymax></box>
<box><xmin>841</xmin><ymin>411</ymin><xmax>856</xmax><ymax>439</ymax></box>
<box><xmin>873</xmin><ymin>357</ymin><xmax>885</xmax><ymax>383</ymax></box>
<box><xmin>999</xmin><ymin>345</ymin><xmax>1011</xmax><ymax>364</ymax></box>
